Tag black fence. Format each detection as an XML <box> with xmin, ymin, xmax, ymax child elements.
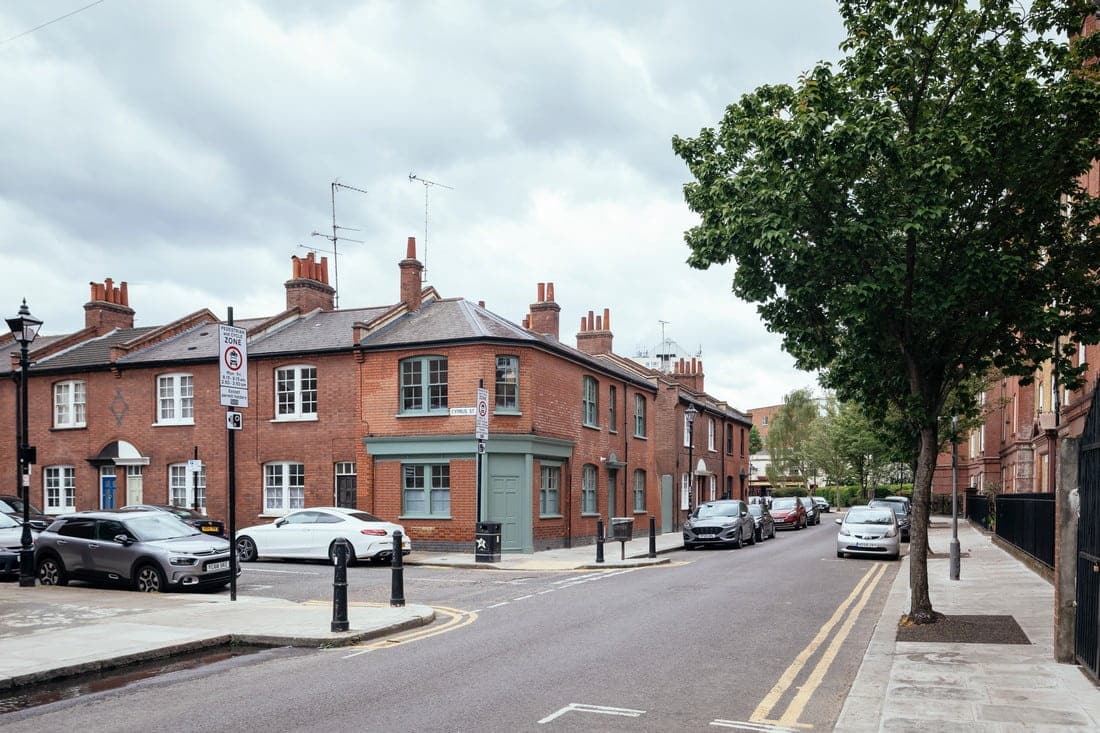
<box><xmin>964</xmin><ymin>492</ymin><xmax>1054</xmax><ymax>569</ymax></box>
<box><xmin>966</xmin><ymin>494</ymin><xmax>993</xmax><ymax>531</ymax></box>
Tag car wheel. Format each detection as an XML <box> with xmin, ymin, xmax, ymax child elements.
<box><xmin>37</xmin><ymin>554</ymin><xmax>68</xmax><ymax>586</ymax></box>
<box><xmin>890</xmin><ymin>552</ymin><xmax>900</xmax><ymax>561</ymax></box>
<box><xmin>733</xmin><ymin>531</ymin><xmax>743</xmax><ymax>549</ymax></box>
<box><xmin>134</xmin><ymin>563</ymin><xmax>166</xmax><ymax>593</ymax></box>
<box><xmin>236</xmin><ymin>536</ymin><xmax>258</xmax><ymax>562</ymax></box>
<box><xmin>328</xmin><ymin>541</ymin><xmax>358</xmax><ymax>566</ymax></box>
<box><xmin>837</xmin><ymin>550</ymin><xmax>844</xmax><ymax>558</ymax></box>
<box><xmin>684</xmin><ymin>542</ymin><xmax>696</xmax><ymax>551</ymax></box>
<box><xmin>771</xmin><ymin>525</ymin><xmax>777</xmax><ymax>539</ymax></box>
<box><xmin>754</xmin><ymin>527</ymin><xmax>762</xmax><ymax>544</ymax></box>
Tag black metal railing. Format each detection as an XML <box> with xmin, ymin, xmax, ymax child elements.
<box><xmin>994</xmin><ymin>492</ymin><xmax>1054</xmax><ymax>569</ymax></box>
<box><xmin>966</xmin><ymin>495</ymin><xmax>992</xmax><ymax>531</ymax></box>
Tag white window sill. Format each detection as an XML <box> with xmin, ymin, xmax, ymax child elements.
<box><xmin>399</xmin><ymin>514</ymin><xmax>452</xmax><ymax>520</ymax></box>
<box><xmin>153</xmin><ymin>420</ymin><xmax>196</xmax><ymax>427</ymax></box>
<box><xmin>270</xmin><ymin>414</ymin><xmax>319</xmax><ymax>423</ymax></box>
<box><xmin>51</xmin><ymin>424</ymin><xmax>86</xmax><ymax>431</ymax></box>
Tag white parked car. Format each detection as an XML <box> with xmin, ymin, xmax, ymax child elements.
<box><xmin>235</xmin><ymin>507</ymin><xmax>412</xmax><ymax>564</ymax></box>
<box><xmin>836</xmin><ymin>505</ymin><xmax>900</xmax><ymax>560</ymax></box>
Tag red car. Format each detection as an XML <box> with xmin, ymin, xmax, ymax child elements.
<box><xmin>769</xmin><ymin>496</ymin><xmax>807</xmax><ymax>530</ymax></box>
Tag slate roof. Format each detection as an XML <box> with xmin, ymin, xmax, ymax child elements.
<box><xmin>28</xmin><ymin>328</ymin><xmax>160</xmax><ymax>373</ymax></box>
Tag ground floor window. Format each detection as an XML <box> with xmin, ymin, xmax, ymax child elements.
<box><xmin>169</xmin><ymin>463</ymin><xmax>206</xmax><ymax>509</ymax></box>
<box><xmin>633</xmin><ymin>469</ymin><xmax>646</xmax><ymax>512</ymax></box>
<box><xmin>403</xmin><ymin>463</ymin><xmax>450</xmax><ymax>516</ymax></box>
<box><xmin>540</xmin><ymin>465</ymin><xmax>560</xmax><ymax>516</ymax></box>
<box><xmin>44</xmin><ymin>466</ymin><xmax>76</xmax><ymax>513</ymax></box>
<box><xmin>265</xmin><ymin>462</ymin><xmax>305</xmax><ymax>513</ymax></box>
<box><xmin>582</xmin><ymin>464</ymin><xmax>597</xmax><ymax>514</ymax></box>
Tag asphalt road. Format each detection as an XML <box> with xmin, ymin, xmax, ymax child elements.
<box><xmin>1</xmin><ymin>516</ymin><xmax>900</xmax><ymax>732</ymax></box>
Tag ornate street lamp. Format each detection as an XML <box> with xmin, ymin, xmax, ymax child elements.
<box><xmin>7</xmin><ymin>299</ymin><xmax>43</xmax><ymax>588</ymax></box>
<box><xmin>685</xmin><ymin>402</ymin><xmax>698</xmax><ymax>512</ymax></box>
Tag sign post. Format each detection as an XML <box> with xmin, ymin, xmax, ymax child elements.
<box><xmin>220</xmin><ymin>312</ymin><xmax>247</xmax><ymax>601</ymax></box>
<box><xmin>475</xmin><ymin>384</ymin><xmax>489</xmax><ymax>523</ymax></box>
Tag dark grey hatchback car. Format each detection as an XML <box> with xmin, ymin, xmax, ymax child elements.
<box><xmin>35</xmin><ymin>510</ymin><xmax>237</xmax><ymax>592</ymax></box>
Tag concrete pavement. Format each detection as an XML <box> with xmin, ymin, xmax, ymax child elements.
<box><xmin>3</xmin><ymin>519</ymin><xmax>1099</xmax><ymax>732</ymax></box>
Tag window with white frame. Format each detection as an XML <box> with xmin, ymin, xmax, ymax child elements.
<box><xmin>157</xmin><ymin>373</ymin><xmax>194</xmax><ymax>424</ymax></box>
<box><xmin>400</xmin><ymin>356</ymin><xmax>448</xmax><ymax>413</ymax></box>
<box><xmin>608</xmin><ymin>386</ymin><xmax>617</xmax><ymax>432</ymax></box>
<box><xmin>709</xmin><ymin>475</ymin><xmax>716</xmax><ymax>501</ymax></box>
<box><xmin>633</xmin><ymin>469</ymin><xmax>646</xmax><ymax>513</ymax></box>
<box><xmin>44</xmin><ymin>466</ymin><xmax>76</xmax><ymax>513</ymax></box>
<box><xmin>540</xmin><ymin>465</ymin><xmax>560</xmax><ymax>516</ymax></box>
<box><xmin>169</xmin><ymin>463</ymin><xmax>206</xmax><ymax>509</ymax></box>
<box><xmin>582</xmin><ymin>376</ymin><xmax>599</xmax><ymax>427</ymax></box>
<box><xmin>633</xmin><ymin>394</ymin><xmax>646</xmax><ymax>437</ymax></box>
<box><xmin>53</xmin><ymin>380</ymin><xmax>86</xmax><ymax>428</ymax></box>
<box><xmin>275</xmin><ymin>365</ymin><xmax>318</xmax><ymax>419</ymax></box>
<box><xmin>681</xmin><ymin>473</ymin><xmax>691</xmax><ymax>510</ymax></box>
<box><xmin>708</xmin><ymin>418</ymin><xmax>716</xmax><ymax>451</ymax></box>
<box><xmin>582</xmin><ymin>464</ymin><xmax>597</xmax><ymax>514</ymax></box>
<box><xmin>683</xmin><ymin>412</ymin><xmax>693</xmax><ymax>447</ymax></box>
<box><xmin>402</xmin><ymin>464</ymin><xmax>450</xmax><ymax>516</ymax></box>
<box><xmin>495</xmin><ymin>355</ymin><xmax>519</xmax><ymax>411</ymax></box>
<box><xmin>264</xmin><ymin>462</ymin><xmax>305</xmax><ymax>513</ymax></box>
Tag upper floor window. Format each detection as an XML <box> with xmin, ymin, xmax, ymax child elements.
<box><xmin>683</xmin><ymin>412</ymin><xmax>693</xmax><ymax>447</ymax></box>
<box><xmin>400</xmin><ymin>356</ymin><xmax>448</xmax><ymax>414</ymax></box>
<box><xmin>157</xmin><ymin>373</ymin><xmax>194</xmax><ymax>425</ymax></box>
<box><xmin>582</xmin><ymin>376</ymin><xmax>599</xmax><ymax>427</ymax></box>
<box><xmin>582</xmin><ymin>464</ymin><xmax>598</xmax><ymax>514</ymax></box>
<box><xmin>169</xmin><ymin>463</ymin><xmax>205</xmax><ymax>509</ymax></box>
<box><xmin>633</xmin><ymin>394</ymin><xmax>647</xmax><ymax>437</ymax></box>
<box><xmin>495</xmin><ymin>355</ymin><xmax>519</xmax><ymax>411</ymax></box>
<box><xmin>402</xmin><ymin>463</ymin><xmax>450</xmax><ymax>517</ymax></box>
<box><xmin>708</xmin><ymin>418</ymin><xmax>716</xmax><ymax>451</ymax></box>
<box><xmin>609</xmin><ymin>386</ymin><xmax>618</xmax><ymax>432</ymax></box>
<box><xmin>275</xmin><ymin>365</ymin><xmax>317</xmax><ymax>420</ymax></box>
<box><xmin>44</xmin><ymin>466</ymin><xmax>76</xmax><ymax>513</ymax></box>
<box><xmin>264</xmin><ymin>462</ymin><xmax>305</xmax><ymax>514</ymax></box>
<box><xmin>725</xmin><ymin>425</ymin><xmax>733</xmax><ymax>455</ymax></box>
<box><xmin>762</xmin><ymin>415</ymin><xmax>769</xmax><ymax>426</ymax></box>
<box><xmin>53</xmin><ymin>380</ymin><xmax>86</xmax><ymax>428</ymax></box>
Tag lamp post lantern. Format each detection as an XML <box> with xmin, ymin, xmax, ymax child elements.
<box><xmin>685</xmin><ymin>403</ymin><xmax>698</xmax><ymax>512</ymax></box>
<box><xmin>6</xmin><ymin>299</ymin><xmax>43</xmax><ymax>588</ymax></box>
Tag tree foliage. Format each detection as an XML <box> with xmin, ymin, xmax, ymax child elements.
<box><xmin>766</xmin><ymin>388</ymin><xmax>820</xmax><ymax>486</ymax></box>
<box><xmin>674</xmin><ymin>0</ymin><xmax>1100</xmax><ymax>623</ymax></box>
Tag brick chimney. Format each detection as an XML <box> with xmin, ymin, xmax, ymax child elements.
<box><xmin>285</xmin><ymin>252</ymin><xmax>335</xmax><ymax>312</ymax></box>
<box><xmin>527</xmin><ymin>282</ymin><xmax>561</xmax><ymax>340</ymax></box>
<box><xmin>672</xmin><ymin>357</ymin><xmax>705</xmax><ymax>393</ymax></box>
<box><xmin>576</xmin><ymin>307</ymin><xmax>613</xmax><ymax>355</ymax></box>
<box><xmin>400</xmin><ymin>236</ymin><xmax>424</xmax><ymax>311</ymax></box>
<box><xmin>84</xmin><ymin>278</ymin><xmax>135</xmax><ymax>334</ymax></box>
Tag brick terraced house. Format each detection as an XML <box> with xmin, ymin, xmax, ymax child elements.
<box><xmin>3</xmin><ymin>237</ymin><xmax>752</xmax><ymax>554</ymax></box>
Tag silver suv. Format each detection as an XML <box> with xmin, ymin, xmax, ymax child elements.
<box><xmin>35</xmin><ymin>510</ymin><xmax>237</xmax><ymax>592</ymax></box>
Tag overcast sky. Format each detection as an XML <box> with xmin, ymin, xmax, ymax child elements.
<box><xmin>1</xmin><ymin>0</ymin><xmax>846</xmax><ymax>410</ymax></box>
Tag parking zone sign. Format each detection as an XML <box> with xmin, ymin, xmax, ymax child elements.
<box><xmin>219</xmin><ymin>324</ymin><xmax>248</xmax><ymax>407</ymax></box>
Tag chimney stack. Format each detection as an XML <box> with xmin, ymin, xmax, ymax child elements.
<box><xmin>84</xmin><ymin>278</ymin><xmax>135</xmax><ymax>334</ymax></box>
<box><xmin>400</xmin><ymin>236</ymin><xmax>424</xmax><ymax>311</ymax></box>
<box><xmin>527</xmin><ymin>281</ymin><xmax>561</xmax><ymax>339</ymax></box>
<box><xmin>576</xmin><ymin>306</ymin><xmax>614</xmax><ymax>355</ymax></box>
<box><xmin>672</xmin><ymin>356</ymin><xmax>705</xmax><ymax>393</ymax></box>
<box><xmin>285</xmin><ymin>252</ymin><xmax>336</xmax><ymax>312</ymax></box>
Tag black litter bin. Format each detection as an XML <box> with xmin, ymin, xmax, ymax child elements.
<box><xmin>475</xmin><ymin>521</ymin><xmax>501</xmax><ymax>563</ymax></box>
<box><xmin>610</xmin><ymin>517</ymin><xmax>634</xmax><ymax>540</ymax></box>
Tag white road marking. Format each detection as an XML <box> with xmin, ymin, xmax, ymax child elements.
<box><xmin>487</xmin><ymin>601</ymin><xmax>509</xmax><ymax>608</ymax></box>
<box><xmin>512</xmin><ymin>594</ymin><xmax>534</xmax><ymax>601</ymax></box>
<box><xmin>242</xmin><ymin>568</ymin><xmax>321</xmax><ymax>575</ymax></box>
<box><xmin>538</xmin><ymin>703</ymin><xmax>645</xmax><ymax>724</ymax></box>
<box><xmin>711</xmin><ymin>720</ymin><xmax>797</xmax><ymax>732</ymax></box>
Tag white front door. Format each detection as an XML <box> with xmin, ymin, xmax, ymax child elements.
<box><xmin>125</xmin><ymin>466</ymin><xmax>143</xmax><ymax>505</ymax></box>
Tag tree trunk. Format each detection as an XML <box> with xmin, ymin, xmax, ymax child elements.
<box><xmin>907</xmin><ymin>423</ymin><xmax>943</xmax><ymax>624</ymax></box>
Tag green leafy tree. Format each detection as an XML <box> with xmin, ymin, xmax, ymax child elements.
<box><xmin>673</xmin><ymin>0</ymin><xmax>1100</xmax><ymax>623</ymax></box>
<box><xmin>749</xmin><ymin>425</ymin><xmax>764</xmax><ymax>455</ymax></box>
<box><xmin>765</xmin><ymin>388</ymin><xmax>820</xmax><ymax>487</ymax></box>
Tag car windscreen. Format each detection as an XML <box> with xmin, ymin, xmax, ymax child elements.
<box><xmin>694</xmin><ymin>503</ymin><xmax>740</xmax><ymax>518</ymax></box>
<box><xmin>0</xmin><ymin>513</ymin><xmax>19</xmax><ymax>529</ymax></box>
<box><xmin>845</xmin><ymin>509</ymin><xmax>894</xmax><ymax>525</ymax></box>
<box><xmin>869</xmin><ymin>500</ymin><xmax>909</xmax><ymax>516</ymax></box>
<box><xmin>747</xmin><ymin>505</ymin><xmax>763</xmax><ymax>516</ymax></box>
<box><xmin>164</xmin><ymin>506</ymin><xmax>205</xmax><ymax>520</ymax></box>
<box><xmin>771</xmin><ymin>498</ymin><xmax>797</xmax><ymax>510</ymax></box>
<box><xmin>123</xmin><ymin>513</ymin><xmax>202</xmax><ymax>541</ymax></box>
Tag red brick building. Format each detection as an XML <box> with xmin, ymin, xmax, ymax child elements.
<box><xmin>5</xmin><ymin>238</ymin><xmax>756</xmax><ymax>553</ymax></box>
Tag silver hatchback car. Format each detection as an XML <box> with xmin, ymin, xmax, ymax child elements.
<box><xmin>684</xmin><ymin>499</ymin><xmax>757</xmax><ymax>550</ymax></box>
<box><xmin>35</xmin><ymin>510</ymin><xmax>238</xmax><ymax>592</ymax></box>
<box><xmin>836</xmin><ymin>506</ymin><xmax>900</xmax><ymax>560</ymax></box>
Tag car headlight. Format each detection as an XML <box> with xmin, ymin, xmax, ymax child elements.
<box><xmin>169</xmin><ymin>556</ymin><xmax>198</xmax><ymax>566</ymax></box>
<box><xmin>839</xmin><ymin>527</ymin><xmax>851</xmax><ymax>536</ymax></box>
<box><xmin>885</xmin><ymin>527</ymin><xmax>898</xmax><ymax>538</ymax></box>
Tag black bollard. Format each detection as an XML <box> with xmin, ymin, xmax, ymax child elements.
<box><xmin>390</xmin><ymin>530</ymin><xmax>406</xmax><ymax>607</ymax></box>
<box><xmin>648</xmin><ymin>515</ymin><xmax>657</xmax><ymax>559</ymax></box>
<box><xmin>331</xmin><ymin>538</ymin><xmax>350</xmax><ymax>632</ymax></box>
<box><xmin>596</xmin><ymin>518</ymin><xmax>605</xmax><ymax>563</ymax></box>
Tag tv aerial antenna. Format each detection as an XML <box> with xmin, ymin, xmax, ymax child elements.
<box><xmin>408</xmin><ymin>173</ymin><xmax>453</xmax><ymax>282</ymax></box>
<box><xmin>306</xmin><ymin>179</ymin><xmax>368</xmax><ymax>308</ymax></box>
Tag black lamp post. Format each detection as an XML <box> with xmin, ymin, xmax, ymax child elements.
<box><xmin>7</xmin><ymin>299</ymin><xmax>42</xmax><ymax>588</ymax></box>
<box><xmin>685</xmin><ymin>403</ymin><xmax>698</xmax><ymax>512</ymax></box>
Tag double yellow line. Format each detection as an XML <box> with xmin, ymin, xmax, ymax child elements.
<box><xmin>340</xmin><ymin>604</ymin><xmax>478</xmax><ymax>658</ymax></box>
<box><xmin>750</xmin><ymin>562</ymin><xmax>889</xmax><ymax>729</ymax></box>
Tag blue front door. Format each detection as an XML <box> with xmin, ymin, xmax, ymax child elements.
<box><xmin>101</xmin><ymin>474</ymin><xmax>117</xmax><ymax>509</ymax></box>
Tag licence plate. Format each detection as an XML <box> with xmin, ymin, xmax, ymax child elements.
<box><xmin>208</xmin><ymin>560</ymin><xmax>229</xmax><ymax>571</ymax></box>
<box><xmin>856</xmin><ymin>542</ymin><xmax>877</xmax><ymax>548</ymax></box>
<box><xmin>201</xmin><ymin>526</ymin><xmax>219</xmax><ymax>533</ymax></box>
